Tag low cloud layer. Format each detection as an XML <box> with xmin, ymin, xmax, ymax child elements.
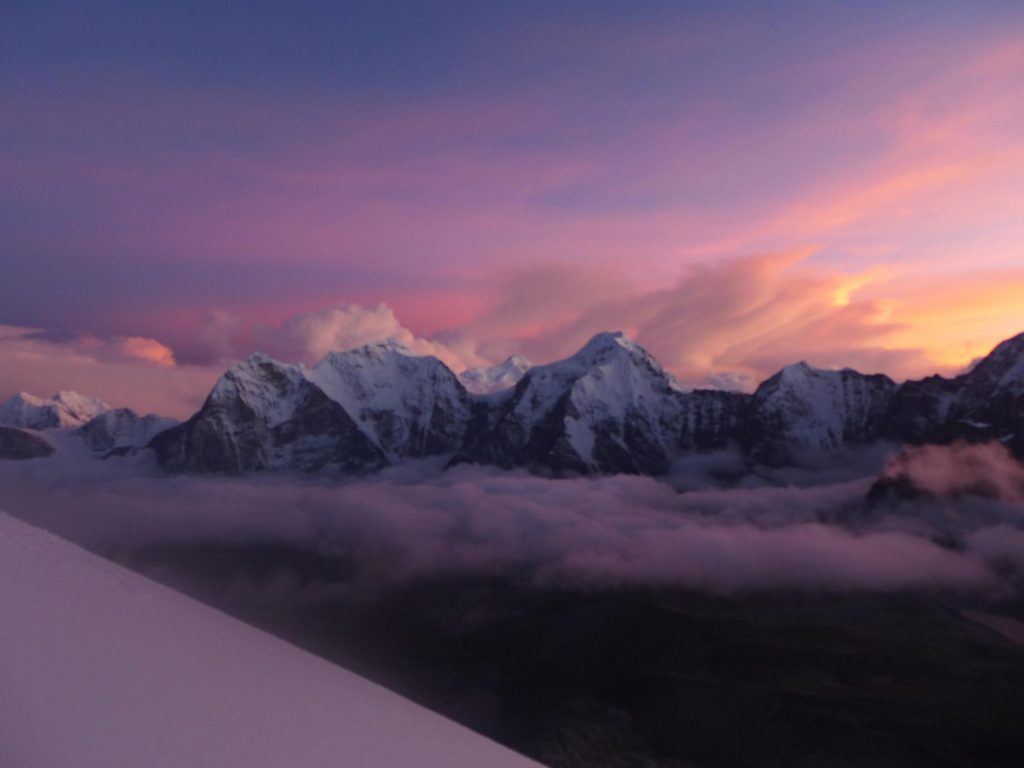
<box><xmin>882</xmin><ymin>441</ymin><xmax>1024</xmax><ymax>504</ymax></box>
<box><xmin>2</xmin><ymin>442</ymin><xmax>1021</xmax><ymax>601</ymax></box>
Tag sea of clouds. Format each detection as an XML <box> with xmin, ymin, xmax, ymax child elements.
<box><xmin>2</xmin><ymin>438</ymin><xmax>1023</xmax><ymax>604</ymax></box>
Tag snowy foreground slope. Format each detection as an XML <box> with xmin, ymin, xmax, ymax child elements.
<box><xmin>0</xmin><ymin>512</ymin><xmax>540</xmax><ymax>768</ymax></box>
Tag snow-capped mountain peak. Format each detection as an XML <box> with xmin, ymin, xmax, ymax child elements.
<box><xmin>751</xmin><ymin>362</ymin><xmax>896</xmax><ymax>462</ymax></box>
<box><xmin>332</xmin><ymin>337</ymin><xmax>414</xmax><ymax>362</ymax></box>
<box><xmin>77</xmin><ymin>408</ymin><xmax>179</xmax><ymax>454</ymax></box>
<box><xmin>309</xmin><ymin>340</ymin><xmax>471</xmax><ymax>459</ymax></box>
<box><xmin>777</xmin><ymin>360</ymin><xmax>814</xmax><ymax>376</ymax></box>
<box><xmin>52</xmin><ymin>390</ymin><xmax>108</xmax><ymax>414</ymax></box>
<box><xmin>209</xmin><ymin>352</ymin><xmax>308</xmax><ymax>427</ymax></box>
<box><xmin>562</xmin><ymin>331</ymin><xmax>646</xmax><ymax>367</ymax></box>
<box><xmin>456</xmin><ymin>332</ymin><xmax>688</xmax><ymax>474</ymax></box>
<box><xmin>153</xmin><ymin>340</ymin><xmax>472</xmax><ymax>474</ymax></box>
<box><xmin>554</xmin><ymin>331</ymin><xmax>689</xmax><ymax>390</ymax></box>
<box><xmin>3</xmin><ymin>391</ymin><xmax>48</xmax><ymax>410</ymax></box>
<box><xmin>0</xmin><ymin>390</ymin><xmax>109</xmax><ymax>430</ymax></box>
<box><xmin>522</xmin><ymin>332</ymin><xmax>647</xmax><ymax>383</ymax></box>
<box><xmin>459</xmin><ymin>354</ymin><xmax>532</xmax><ymax>394</ymax></box>
<box><xmin>962</xmin><ymin>331</ymin><xmax>1024</xmax><ymax>396</ymax></box>
<box><xmin>141</xmin><ymin>327</ymin><xmax>1024</xmax><ymax>477</ymax></box>
<box><xmin>311</xmin><ymin>339</ymin><xmax>442</xmax><ymax>406</ymax></box>
<box><xmin>152</xmin><ymin>350</ymin><xmax>386</xmax><ymax>473</ymax></box>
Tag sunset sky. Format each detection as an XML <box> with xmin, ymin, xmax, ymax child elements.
<box><xmin>3</xmin><ymin>1</ymin><xmax>1024</xmax><ymax>416</ymax></box>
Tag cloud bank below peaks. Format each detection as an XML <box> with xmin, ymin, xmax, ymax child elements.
<box><xmin>1</xmin><ymin>451</ymin><xmax>1019</xmax><ymax>601</ymax></box>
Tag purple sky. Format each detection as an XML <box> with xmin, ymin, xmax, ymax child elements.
<box><xmin>3</xmin><ymin>2</ymin><xmax>1024</xmax><ymax>414</ymax></box>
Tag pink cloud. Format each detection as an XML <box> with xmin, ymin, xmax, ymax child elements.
<box><xmin>6</xmin><ymin>245</ymin><xmax>1021</xmax><ymax>424</ymax></box>
<box><xmin>252</xmin><ymin>303</ymin><xmax>485</xmax><ymax>371</ymax></box>
<box><xmin>437</xmin><ymin>251</ymin><xmax>1023</xmax><ymax>386</ymax></box>
<box><xmin>882</xmin><ymin>442</ymin><xmax>1024</xmax><ymax>504</ymax></box>
<box><xmin>4</xmin><ymin>241</ymin><xmax>1024</xmax><ymax>423</ymax></box>
<box><xmin>3</xmin><ymin>31</ymin><xmax>1024</xmax><ymax>400</ymax></box>
<box><xmin>0</xmin><ymin>326</ymin><xmax>219</xmax><ymax>419</ymax></box>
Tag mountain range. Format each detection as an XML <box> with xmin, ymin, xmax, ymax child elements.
<box><xmin>2</xmin><ymin>330</ymin><xmax>1022</xmax><ymax>473</ymax></box>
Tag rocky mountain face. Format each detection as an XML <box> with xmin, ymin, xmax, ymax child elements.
<box><xmin>133</xmin><ymin>328</ymin><xmax>1024</xmax><ymax>476</ymax></box>
<box><xmin>677</xmin><ymin>389</ymin><xmax>752</xmax><ymax>454</ymax></box>
<box><xmin>77</xmin><ymin>409</ymin><xmax>179</xmax><ymax>455</ymax></box>
<box><xmin>0</xmin><ymin>426</ymin><xmax>54</xmax><ymax>460</ymax></box>
<box><xmin>881</xmin><ymin>375</ymin><xmax>960</xmax><ymax>445</ymax></box>
<box><xmin>748</xmin><ymin>363</ymin><xmax>898</xmax><ymax>466</ymax></box>
<box><xmin>455</xmin><ymin>333</ymin><xmax>691</xmax><ymax>475</ymax></box>
<box><xmin>0</xmin><ymin>391</ymin><xmax>109</xmax><ymax>430</ymax></box>
<box><xmin>308</xmin><ymin>339</ymin><xmax>473</xmax><ymax>460</ymax></box>
<box><xmin>150</xmin><ymin>353</ymin><xmax>386</xmax><ymax>473</ymax></box>
<box><xmin>0</xmin><ymin>391</ymin><xmax>177</xmax><ymax>462</ymax></box>
<box><xmin>0</xmin><ymin>390</ymin><xmax>178</xmax><ymax>460</ymax></box>
<box><xmin>884</xmin><ymin>331</ymin><xmax>1024</xmax><ymax>457</ymax></box>
<box><xmin>1</xmin><ymin>330</ymin><xmax>1022</xmax><ymax>474</ymax></box>
<box><xmin>150</xmin><ymin>340</ymin><xmax>478</xmax><ymax>473</ymax></box>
